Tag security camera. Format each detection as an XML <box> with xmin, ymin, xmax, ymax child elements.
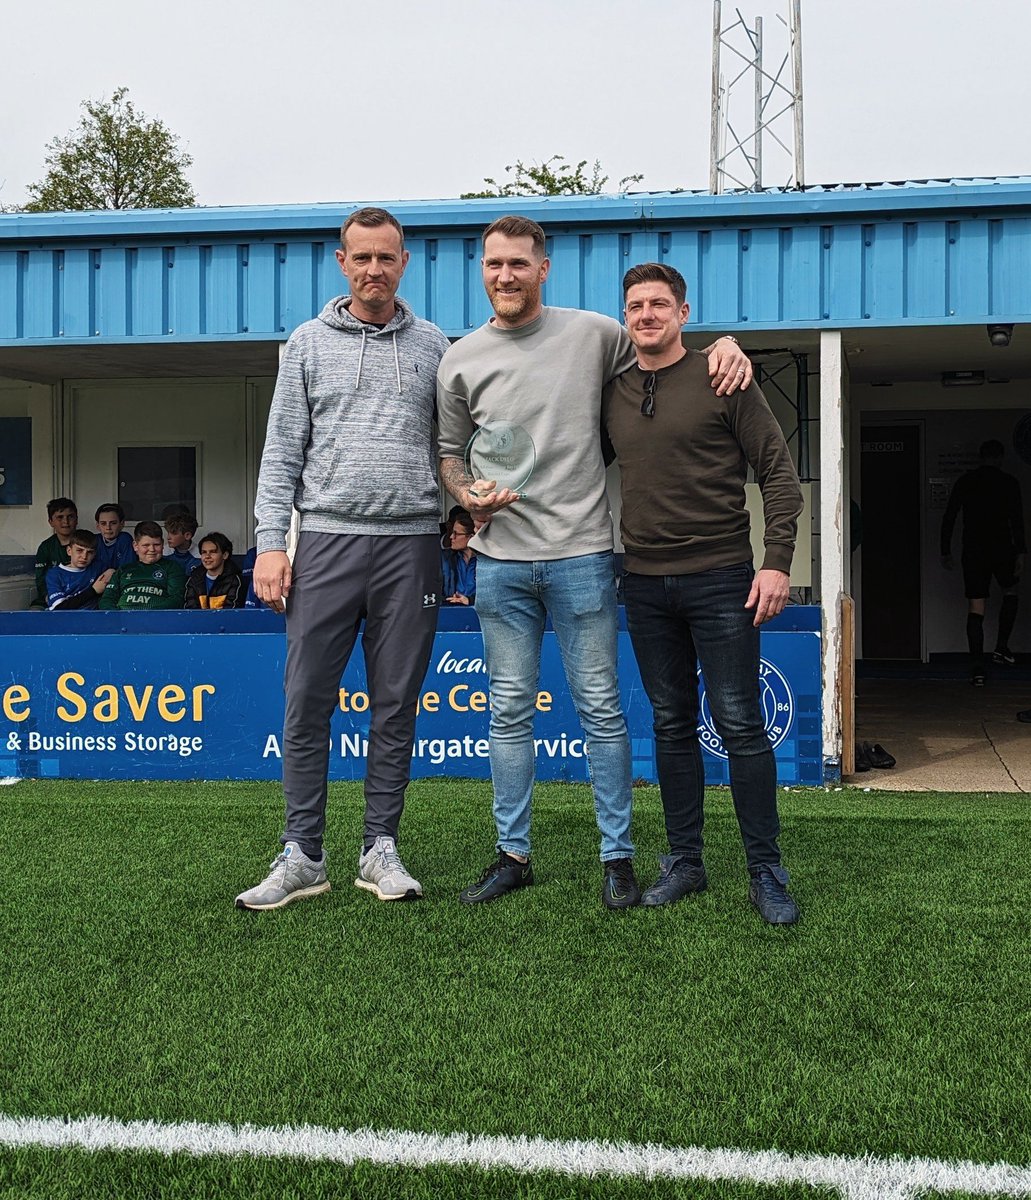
<box><xmin>987</xmin><ymin>324</ymin><xmax>1013</xmax><ymax>348</ymax></box>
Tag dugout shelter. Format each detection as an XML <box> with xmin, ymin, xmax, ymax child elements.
<box><xmin>2</xmin><ymin>179</ymin><xmax>1031</xmax><ymax>781</ymax></box>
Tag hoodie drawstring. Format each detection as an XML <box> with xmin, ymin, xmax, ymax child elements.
<box><xmin>354</xmin><ymin>328</ymin><xmax>367</xmax><ymax>390</ymax></box>
<box><xmin>352</xmin><ymin>327</ymin><xmax>402</xmax><ymax>396</ymax></box>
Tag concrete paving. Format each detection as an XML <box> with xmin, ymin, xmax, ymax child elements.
<box><xmin>848</xmin><ymin>676</ymin><xmax>1031</xmax><ymax>792</ymax></box>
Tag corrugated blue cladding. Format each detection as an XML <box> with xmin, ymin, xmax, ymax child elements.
<box><xmin>2</xmin><ymin>201</ymin><xmax>1031</xmax><ymax>343</ymax></box>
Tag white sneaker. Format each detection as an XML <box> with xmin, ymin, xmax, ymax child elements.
<box><xmin>355</xmin><ymin>836</ymin><xmax>423</xmax><ymax>901</ymax></box>
<box><xmin>235</xmin><ymin>842</ymin><xmax>331</xmax><ymax>910</ymax></box>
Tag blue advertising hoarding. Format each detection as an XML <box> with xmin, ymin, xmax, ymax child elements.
<box><xmin>0</xmin><ymin>610</ymin><xmax>822</xmax><ymax>785</ymax></box>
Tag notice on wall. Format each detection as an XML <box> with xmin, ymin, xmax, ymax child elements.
<box><xmin>928</xmin><ymin>478</ymin><xmax>951</xmax><ymax>510</ymax></box>
<box><xmin>0</xmin><ymin>418</ymin><xmax>31</xmax><ymax>506</ymax></box>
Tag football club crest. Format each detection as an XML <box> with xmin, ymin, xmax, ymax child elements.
<box><xmin>697</xmin><ymin>657</ymin><xmax>795</xmax><ymax>759</ymax></box>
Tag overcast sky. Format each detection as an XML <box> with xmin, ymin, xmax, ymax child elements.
<box><xmin>3</xmin><ymin>0</ymin><xmax>1029</xmax><ymax>211</ymax></box>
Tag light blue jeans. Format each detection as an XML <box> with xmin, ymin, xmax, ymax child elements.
<box><xmin>473</xmin><ymin>551</ymin><xmax>634</xmax><ymax>862</ymax></box>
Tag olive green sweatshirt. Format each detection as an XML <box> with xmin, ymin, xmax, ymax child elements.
<box><xmin>602</xmin><ymin>350</ymin><xmax>802</xmax><ymax>575</ymax></box>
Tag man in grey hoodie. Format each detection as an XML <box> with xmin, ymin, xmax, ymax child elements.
<box><xmin>236</xmin><ymin>207</ymin><xmax>450</xmax><ymax>911</ymax></box>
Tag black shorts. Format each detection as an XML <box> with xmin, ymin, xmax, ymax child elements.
<box><xmin>961</xmin><ymin>549</ymin><xmax>1018</xmax><ymax>599</ymax></box>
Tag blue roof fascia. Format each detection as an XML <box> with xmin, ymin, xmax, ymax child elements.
<box><xmin>3</xmin><ymin>179</ymin><xmax>1031</xmax><ymax>245</ymax></box>
<box><xmin>0</xmin><ymin>332</ymin><xmax>285</xmax><ymax>348</ymax></box>
<box><xmin>636</xmin><ymin>181</ymin><xmax>1031</xmax><ymax>223</ymax></box>
<box><xmin>0</xmin><ymin>196</ymin><xmax>643</xmax><ymax>242</ymax></box>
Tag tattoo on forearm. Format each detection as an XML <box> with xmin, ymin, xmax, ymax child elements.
<box><xmin>440</xmin><ymin>456</ymin><xmax>475</xmax><ymax>500</ymax></box>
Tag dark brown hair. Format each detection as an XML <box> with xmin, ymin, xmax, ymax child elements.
<box><xmin>622</xmin><ymin>262</ymin><xmax>687</xmax><ymax>307</ymax></box>
<box><xmin>134</xmin><ymin>520</ymin><xmax>164</xmax><ymax>542</ymax></box>
<box><xmin>198</xmin><ymin>531</ymin><xmax>233</xmax><ymax>557</ymax></box>
<box><xmin>165</xmin><ymin>512</ymin><xmax>199</xmax><ymax>537</ymax></box>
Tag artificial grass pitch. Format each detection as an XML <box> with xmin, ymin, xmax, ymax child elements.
<box><xmin>1</xmin><ymin>779</ymin><xmax>1030</xmax><ymax>1199</ymax></box>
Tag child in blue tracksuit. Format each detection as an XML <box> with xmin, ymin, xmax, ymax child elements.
<box><xmin>94</xmin><ymin>502</ymin><xmax>138</xmax><ymax>572</ymax></box>
<box><xmin>164</xmin><ymin>511</ymin><xmax>202</xmax><ymax>574</ymax></box>
<box><xmin>46</xmin><ymin>529</ymin><xmax>114</xmax><ymax>610</ymax></box>
<box><xmin>241</xmin><ymin>546</ymin><xmax>266</xmax><ymax>609</ymax></box>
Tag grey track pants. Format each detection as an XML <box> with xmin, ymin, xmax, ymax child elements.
<box><xmin>280</xmin><ymin>531</ymin><xmax>441</xmax><ymax>856</ymax></box>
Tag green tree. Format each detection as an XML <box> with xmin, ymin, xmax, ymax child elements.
<box><xmin>461</xmin><ymin>155</ymin><xmax>643</xmax><ymax>199</ymax></box>
<box><xmin>23</xmin><ymin>87</ymin><xmax>196</xmax><ymax>212</ymax></box>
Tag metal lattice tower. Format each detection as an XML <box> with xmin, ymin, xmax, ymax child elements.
<box><xmin>709</xmin><ymin>0</ymin><xmax>805</xmax><ymax>193</ymax></box>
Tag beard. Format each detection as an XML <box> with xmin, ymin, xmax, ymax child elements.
<box><xmin>488</xmin><ymin>281</ymin><xmax>540</xmax><ymax>322</ymax></box>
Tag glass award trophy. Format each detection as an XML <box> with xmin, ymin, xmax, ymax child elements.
<box><xmin>464</xmin><ymin>422</ymin><xmax>536</xmax><ymax>497</ymax></box>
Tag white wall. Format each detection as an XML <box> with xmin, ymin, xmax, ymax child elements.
<box><xmin>67</xmin><ymin>377</ymin><xmax>275</xmax><ymax>554</ymax></box>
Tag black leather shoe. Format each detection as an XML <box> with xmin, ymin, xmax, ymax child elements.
<box><xmin>748</xmin><ymin>864</ymin><xmax>800</xmax><ymax>925</ymax></box>
<box><xmin>1017</xmin><ymin>710</ymin><xmax>1031</xmax><ymax>724</ymax></box>
<box><xmin>602</xmin><ymin>858</ymin><xmax>641</xmax><ymax>910</ymax></box>
<box><xmin>854</xmin><ymin>743</ymin><xmax>872</xmax><ymax>772</ymax></box>
<box><xmin>641</xmin><ymin>854</ymin><xmax>708</xmax><ymax>907</ymax></box>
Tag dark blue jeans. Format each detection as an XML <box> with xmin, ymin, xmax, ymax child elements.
<box><xmin>623</xmin><ymin>563</ymin><xmax>781</xmax><ymax>871</ymax></box>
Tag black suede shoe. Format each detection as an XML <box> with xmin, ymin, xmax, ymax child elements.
<box><xmin>459</xmin><ymin>852</ymin><xmax>533</xmax><ymax>904</ymax></box>
<box><xmin>748</xmin><ymin>864</ymin><xmax>800</xmax><ymax>925</ymax></box>
<box><xmin>602</xmin><ymin>858</ymin><xmax>641</xmax><ymax>910</ymax></box>
<box><xmin>641</xmin><ymin>854</ymin><xmax>708</xmax><ymax>907</ymax></box>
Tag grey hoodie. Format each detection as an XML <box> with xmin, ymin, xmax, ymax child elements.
<box><xmin>255</xmin><ymin>296</ymin><xmax>451</xmax><ymax>552</ymax></box>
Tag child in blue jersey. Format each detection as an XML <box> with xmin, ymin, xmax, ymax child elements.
<box><xmin>46</xmin><ymin>529</ymin><xmax>115</xmax><ymax>610</ymax></box>
<box><xmin>442</xmin><ymin>510</ymin><xmax>476</xmax><ymax>605</ymax></box>
<box><xmin>241</xmin><ymin>546</ymin><xmax>267</xmax><ymax>609</ymax></box>
<box><xmin>184</xmin><ymin>531</ymin><xmax>245</xmax><ymax>610</ymax></box>
<box><xmin>164</xmin><ymin>511</ymin><xmax>202</xmax><ymax>573</ymax></box>
<box><xmin>94</xmin><ymin>503</ymin><xmax>137</xmax><ymax>572</ymax></box>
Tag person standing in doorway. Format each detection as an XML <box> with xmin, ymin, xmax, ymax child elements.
<box><xmin>940</xmin><ymin>439</ymin><xmax>1025</xmax><ymax>686</ymax></box>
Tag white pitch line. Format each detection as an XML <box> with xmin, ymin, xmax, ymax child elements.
<box><xmin>0</xmin><ymin>1114</ymin><xmax>1029</xmax><ymax>1200</ymax></box>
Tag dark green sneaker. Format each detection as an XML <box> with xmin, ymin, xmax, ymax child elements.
<box><xmin>602</xmin><ymin>857</ymin><xmax>641</xmax><ymax>910</ymax></box>
<box><xmin>748</xmin><ymin>864</ymin><xmax>800</xmax><ymax>925</ymax></box>
<box><xmin>641</xmin><ymin>854</ymin><xmax>708</xmax><ymax>907</ymax></box>
<box><xmin>460</xmin><ymin>852</ymin><xmax>534</xmax><ymax>904</ymax></box>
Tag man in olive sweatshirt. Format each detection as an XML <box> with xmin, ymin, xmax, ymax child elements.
<box><xmin>602</xmin><ymin>262</ymin><xmax>803</xmax><ymax>926</ymax></box>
